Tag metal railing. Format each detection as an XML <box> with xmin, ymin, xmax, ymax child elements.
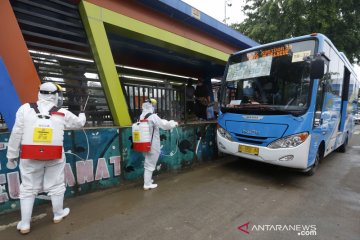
<box><xmin>123</xmin><ymin>81</ymin><xmax>185</xmax><ymax>122</ymax></box>
<box><xmin>123</xmin><ymin>80</ymin><xmax>222</xmax><ymax>123</ymax></box>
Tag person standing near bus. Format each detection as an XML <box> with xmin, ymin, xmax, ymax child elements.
<box><xmin>6</xmin><ymin>82</ymin><xmax>86</xmax><ymax>234</ymax></box>
<box><xmin>194</xmin><ymin>78</ymin><xmax>210</xmax><ymax>120</ymax></box>
<box><xmin>140</xmin><ymin>98</ymin><xmax>178</xmax><ymax>190</ymax></box>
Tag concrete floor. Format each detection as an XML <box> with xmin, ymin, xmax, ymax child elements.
<box><xmin>1</xmin><ymin>131</ymin><xmax>360</xmax><ymax>239</ymax></box>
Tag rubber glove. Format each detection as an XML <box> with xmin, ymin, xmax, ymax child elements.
<box><xmin>169</xmin><ymin>120</ymin><xmax>178</xmax><ymax>128</ymax></box>
<box><xmin>7</xmin><ymin>158</ymin><xmax>18</xmax><ymax>169</ymax></box>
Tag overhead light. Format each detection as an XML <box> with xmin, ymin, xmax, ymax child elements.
<box><xmin>169</xmin><ymin>82</ymin><xmax>183</xmax><ymax>85</ymax></box>
<box><xmin>116</xmin><ymin>64</ymin><xmax>195</xmax><ymax>80</ymax></box>
<box><xmin>44</xmin><ymin>77</ymin><xmax>64</xmax><ymax>82</ymax></box>
<box><xmin>29</xmin><ymin>50</ymin><xmax>94</xmax><ymax>63</ymax></box>
<box><xmin>121</xmin><ymin>75</ymin><xmax>164</xmax><ymax>83</ymax></box>
<box><xmin>84</xmin><ymin>73</ymin><xmax>99</xmax><ymax>79</ymax></box>
<box><xmin>211</xmin><ymin>79</ymin><xmax>221</xmax><ymax>83</ymax></box>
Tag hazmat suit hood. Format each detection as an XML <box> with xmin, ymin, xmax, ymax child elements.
<box><xmin>37</xmin><ymin>82</ymin><xmax>63</xmax><ymax>110</ymax></box>
<box><xmin>140</xmin><ymin>101</ymin><xmax>155</xmax><ymax>119</ymax></box>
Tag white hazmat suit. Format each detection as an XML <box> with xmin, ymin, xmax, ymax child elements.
<box><xmin>140</xmin><ymin>100</ymin><xmax>178</xmax><ymax>190</ymax></box>
<box><xmin>6</xmin><ymin>82</ymin><xmax>86</xmax><ymax>234</ymax></box>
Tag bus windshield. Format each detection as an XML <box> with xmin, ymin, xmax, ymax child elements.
<box><xmin>221</xmin><ymin>40</ymin><xmax>316</xmax><ymax>116</ymax></box>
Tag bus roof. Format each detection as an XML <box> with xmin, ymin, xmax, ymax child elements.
<box><xmin>231</xmin><ymin>33</ymin><xmax>323</xmax><ymax>56</ymax></box>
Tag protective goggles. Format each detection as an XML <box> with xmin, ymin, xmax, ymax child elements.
<box><xmin>39</xmin><ymin>83</ymin><xmax>63</xmax><ymax>94</ymax></box>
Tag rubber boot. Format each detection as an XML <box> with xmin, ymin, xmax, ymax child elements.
<box><xmin>17</xmin><ymin>197</ymin><xmax>35</xmax><ymax>234</ymax></box>
<box><xmin>143</xmin><ymin>169</ymin><xmax>157</xmax><ymax>190</ymax></box>
<box><xmin>51</xmin><ymin>194</ymin><xmax>70</xmax><ymax>223</ymax></box>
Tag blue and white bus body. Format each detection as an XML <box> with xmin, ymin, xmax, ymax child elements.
<box><xmin>217</xmin><ymin>33</ymin><xmax>359</xmax><ymax>173</ymax></box>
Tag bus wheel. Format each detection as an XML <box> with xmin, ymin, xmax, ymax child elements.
<box><xmin>337</xmin><ymin>135</ymin><xmax>348</xmax><ymax>153</ymax></box>
<box><xmin>304</xmin><ymin>152</ymin><xmax>320</xmax><ymax>176</ymax></box>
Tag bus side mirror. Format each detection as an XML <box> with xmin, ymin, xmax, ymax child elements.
<box><xmin>310</xmin><ymin>58</ymin><xmax>325</xmax><ymax>80</ymax></box>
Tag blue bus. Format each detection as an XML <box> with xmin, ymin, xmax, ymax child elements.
<box><xmin>217</xmin><ymin>33</ymin><xmax>359</xmax><ymax>175</ymax></box>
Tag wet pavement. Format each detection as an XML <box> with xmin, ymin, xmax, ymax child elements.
<box><xmin>0</xmin><ymin>130</ymin><xmax>359</xmax><ymax>239</ymax></box>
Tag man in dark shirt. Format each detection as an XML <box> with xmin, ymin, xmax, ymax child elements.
<box><xmin>194</xmin><ymin>78</ymin><xmax>210</xmax><ymax>120</ymax></box>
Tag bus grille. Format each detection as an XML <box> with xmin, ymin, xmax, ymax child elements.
<box><xmin>233</xmin><ymin>133</ymin><xmax>268</xmax><ymax>145</ymax></box>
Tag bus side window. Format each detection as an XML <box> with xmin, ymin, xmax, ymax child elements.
<box><xmin>314</xmin><ymin>62</ymin><xmax>328</xmax><ymax>125</ymax></box>
<box><xmin>315</xmin><ymin>80</ymin><xmax>324</xmax><ymax>112</ymax></box>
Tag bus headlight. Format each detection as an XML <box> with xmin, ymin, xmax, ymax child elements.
<box><xmin>268</xmin><ymin>132</ymin><xmax>308</xmax><ymax>149</ymax></box>
<box><xmin>218</xmin><ymin>127</ymin><xmax>233</xmax><ymax>141</ymax></box>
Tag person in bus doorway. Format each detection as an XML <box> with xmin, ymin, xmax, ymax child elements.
<box><xmin>140</xmin><ymin>98</ymin><xmax>178</xmax><ymax>190</ymax></box>
<box><xmin>194</xmin><ymin>78</ymin><xmax>210</xmax><ymax>120</ymax></box>
<box><xmin>6</xmin><ymin>82</ymin><xmax>86</xmax><ymax>234</ymax></box>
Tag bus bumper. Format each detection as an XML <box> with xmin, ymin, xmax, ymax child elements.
<box><xmin>217</xmin><ymin>131</ymin><xmax>311</xmax><ymax>169</ymax></box>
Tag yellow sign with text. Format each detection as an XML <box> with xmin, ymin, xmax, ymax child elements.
<box><xmin>33</xmin><ymin>128</ymin><xmax>53</xmax><ymax>143</ymax></box>
<box><xmin>133</xmin><ymin>131</ymin><xmax>141</xmax><ymax>141</ymax></box>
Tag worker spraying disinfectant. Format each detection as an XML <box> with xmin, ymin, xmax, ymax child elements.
<box><xmin>6</xmin><ymin>82</ymin><xmax>86</xmax><ymax>234</ymax></box>
<box><xmin>133</xmin><ymin>98</ymin><xmax>178</xmax><ymax>190</ymax></box>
